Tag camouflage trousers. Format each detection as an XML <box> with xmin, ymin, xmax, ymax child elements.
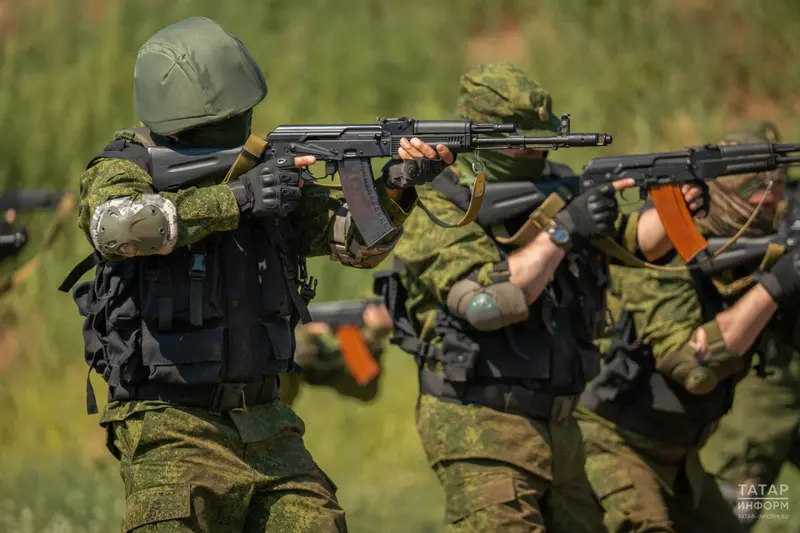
<box><xmin>416</xmin><ymin>394</ymin><xmax>606</xmax><ymax>533</ymax></box>
<box><xmin>576</xmin><ymin>408</ymin><xmax>745</xmax><ymax>533</ymax></box>
<box><xmin>101</xmin><ymin>400</ymin><xmax>346</xmax><ymax>532</ymax></box>
<box><xmin>700</xmin><ymin>357</ymin><xmax>800</xmax><ymax>529</ymax></box>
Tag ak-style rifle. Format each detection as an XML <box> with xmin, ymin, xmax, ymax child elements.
<box><xmin>307</xmin><ymin>298</ymin><xmax>386</xmax><ymax>386</ymax></box>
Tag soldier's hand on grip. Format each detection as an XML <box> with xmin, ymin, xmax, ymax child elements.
<box><xmin>555</xmin><ymin>183</ymin><xmax>619</xmax><ymax>241</ymax></box>
<box><xmin>228</xmin><ymin>157</ymin><xmax>304</xmax><ymax>218</ymax></box>
<box><xmin>754</xmin><ymin>248</ymin><xmax>800</xmax><ymax>307</ymax></box>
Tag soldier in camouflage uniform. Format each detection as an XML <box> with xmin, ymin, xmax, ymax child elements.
<box><xmin>577</xmin><ymin>122</ymin><xmax>800</xmax><ymax>533</ymax></box>
<box><xmin>63</xmin><ymin>17</ymin><xmax>454</xmax><ymax>533</ymax></box>
<box><xmin>700</xmin><ymin>123</ymin><xmax>800</xmax><ymax>530</ymax></box>
<box><xmin>281</xmin><ymin>302</ymin><xmax>393</xmax><ymax>405</ymax></box>
<box><xmin>380</xmin><ymin>62</ymin><xmax>707</xmax><ymax>533</ymax></box>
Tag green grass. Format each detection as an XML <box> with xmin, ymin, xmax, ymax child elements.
<box><xmin>2</xmin><ymin>0</ymin><xmax>800</xmax><ymax>531</ymax></box>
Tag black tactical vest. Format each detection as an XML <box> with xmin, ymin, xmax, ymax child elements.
<box><xmin>68</xmin><ymin>129</ymin><xmax>306</xmax><ymax>413</ymax></box>
<box><xmin>580</xmin><ymin>268</ymin><xmax>745</xmax><ymax>447</ymax></box>
<box><xmin>379</xmin><ymin>164</ymin><xmax>610</xmax><ymax>409</ymax></box>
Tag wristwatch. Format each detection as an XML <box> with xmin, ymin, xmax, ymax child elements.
<box><xmin>545</xmin><ymin>220</ymin><xmax>572</xmax><ymax>251</ymax></box>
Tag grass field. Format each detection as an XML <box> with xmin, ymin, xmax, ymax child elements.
<box><xmin>1</xmin><ymin>0</ymin><xmax>800</xmax><ymax>531</ymax></box>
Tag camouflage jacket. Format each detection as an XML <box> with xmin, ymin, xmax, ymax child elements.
<box><xmin>394</xmin><ymin>179</ymin><xmax>641</xmax><ymax>342</ymax></box>
<box><xmin>78</xmin><ymin>155</ymin><xmax>415</xmax><ymax>264</ymax></box>
<box><xmin>602</xmin><ymin>261</ymin><xmax>800</xmax><ymax>366</ymax></box>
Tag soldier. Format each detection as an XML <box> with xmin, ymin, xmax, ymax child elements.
<box><xmin>63</xmin><ymin>17</ymin><xmax>454</xmax><ymax>532</ymax></box>
<box><xmin>577</xmin><ymin>122</ymin><xmax>800</xmax><ymax>533</ymax></box>
<box><xmin>281</xmin><ymin>302</ymin><xmax>393</xmax><ymax>405</ymax></box>
<box><xmin>700</xmin><ymin>123</ymin><xmax>800</xmax><ymax>530</ymax></box>
<box><xmin>381</xmin><ymin>62</ymin><xmax>707</xmax><ymax>532</ymax></box>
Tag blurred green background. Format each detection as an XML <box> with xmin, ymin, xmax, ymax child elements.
<box><xmin>1</xmin><ymin>0</ymin><xmax>799</xmax><ymax>531</ymax></box>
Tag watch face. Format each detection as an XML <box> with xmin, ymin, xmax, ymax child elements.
<box><xmin>550</xmin><ymin>225</ymin><xmax>570</xmax><ymax>245</ymax></box>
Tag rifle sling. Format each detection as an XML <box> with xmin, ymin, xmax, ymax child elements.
<box><xmin>712</xmin><ymin>241</ymin><xmax>787</xmax><ymax>297</ymax></box>
<box><xmin>417</xmin><ymin>170</ymin><xmax>486</xmax><ymax>228</ymax></box>
<box><xmin>494</xmin><ymin>191</ymin><xmax>570</xmax><ymax>247</ymax></box>
<box><xmin>222</xmin><ymin>134</ymin><xmax>269</xmax><ymax>184</ymax></box>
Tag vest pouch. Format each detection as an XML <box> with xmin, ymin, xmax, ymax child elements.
<box><xmin>577</xmin><ymin>342</ymin><xmax>602</xmax><ymax>383</ymax></box>
<box><xmin>439</xmin><ymin>331</ymin><xmax>480</xmax><ymax>383</ymax></box>
<box><xmin>139</xmin><ymin>244</ymin><xmax>225</xmax><ymax>329</ymax></box>
<box><xmin>473</xmin><ymin>322</ymin><xmax>553</xmax><ymax>381</ymax></box>
<box><xmin>140</xmin><ymin>322</ymin><xmax>224</xmax><ymax>386</ymax></box>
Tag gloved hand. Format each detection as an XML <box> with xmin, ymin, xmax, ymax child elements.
<box><xmin>554</xmin><ymin>183</ymin><xmax>619</xmax><ymax>241</ymax></box>
<box><xmin>754</xmin><ymin>248</ymin><xmax>800</xmax><ymax>306</ymax></box>
<box><xmin>227</xmin><ymin>157</ymin><xmax>302</xmax><ymax>218</ymax></box>
<box><xmin>382</xmin><ymin>137</ymin><xmax>456</xmax><ymax>189</ymax></box>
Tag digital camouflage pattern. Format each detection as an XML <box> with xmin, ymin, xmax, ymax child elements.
<box><xmin>586</xmin><ymin>124</ymin><xmax>800</xmax><ymax>530</ymax></box>
<box><xmin>78</xmin><ymin>158</ymin><xmax>413</xmax><ymax>259</ymax></box>
<box><xmin>102</xmin><ymin>401</ymin><xmax>345</xmax><ymax>532</ymax></box>
<box><xmin>576</xmin><ymin>407</ymin><xmax>746</xmax><ymax>533</ymax></box>
<box><xmin>86</xmin><ymin>151</ymin><xmax>410</xmax><ymax>531</ymax></box>
<box><xmin>280</xmin><ymin>325</ymin><xmax>390</xmax><ymax>406</ymax></box>
<box><xmin>455</xmin><ymin>62</ymin><xmax>561</xmax><ymax>136</ymax></box>
<box><xmin>454</xmin><ymin>63</ymin><xmax>559</xmax><ymax>186</ymax></box>
<box><xmin>416</xmin><ymin>395</ymin><xmax>606</xmax><ymax>532</ymax></box>
<box><xmin>396</xmin><ymin>184</ymin><xmax>638</xmax><ymax>532</ymax></box>
<box><xmin>700</xmin><ymin>355</ymin><xmax>800</xmax><ymax>529</ymax></box>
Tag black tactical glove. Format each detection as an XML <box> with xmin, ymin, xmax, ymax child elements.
<box><xmin>381</xmin><ymin>154</ymin><xmax>456</xmax><ymax>190</ymax></box>
<box><xmin>554</xmin><ymin>183</ymin><xmax>619</xmax><ymax>241</ymax></box>
<box><xmin>753</xmin><ymin>248</ymin><xmax>800</xmax><ymax>306</ymax></box>
<box><xmin>227</xmin><ymin>157</ymin><xmax>302</xmax><ymax>218</ymax></box>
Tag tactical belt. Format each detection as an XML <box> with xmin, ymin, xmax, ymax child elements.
<box><xmin>420</xmin><ymin>370</ymin><xmax>579</xmax><ymax>423</ymax></box>
<box><xmin>589</xmin><ymin>400</ymin><xmax>717</xmax><ymax>448</ymax></box>
<box><xmin>110</xmin><ymin>377</ymin><xmax>278</xmax><ymax>415</ymax></box>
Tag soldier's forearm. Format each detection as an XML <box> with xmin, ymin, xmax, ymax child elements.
<box><xmin>161</xmin><ymin>184</ymin><xmax>240</xmax><ymax>247</ymax></box>
<box><xmin>636</xmin><ymin>208</ymin><xmax>673</xmax><ymax>261</ymax></box>
<box><xmin>508</xmin><ymin>231</ymin><xmax>566</xmax><ymax>305</ymax></box>
<box><xmin>716</xmin><ymin>284</ymin><xmax>777</xmax><ymax>355</ymax></box>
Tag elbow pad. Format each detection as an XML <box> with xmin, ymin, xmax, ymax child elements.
<box><xmin>655</xmin><ymin>319</ymin><xmax>743</xmax><ymax>395</ymax></box>
<box><xmin>447</xmin><ymin>273</ymin><xmax>529</xmax><ymax>332</ymax></box>
<box><xmin>90</xmin><ymin>194</ymin><xmax>178</xmax><ymax>258</ymax></box>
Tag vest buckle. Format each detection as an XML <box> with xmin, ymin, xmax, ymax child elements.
<box><xmin>189</xmin><ymin>253</ymin><xmax>206</xmax><ymax>280</ymax></box>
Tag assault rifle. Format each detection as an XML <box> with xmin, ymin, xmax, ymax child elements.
<box><xmin>470</xmin><ymin>143</ymin><xmax>800</xmax><ymax>263</ymax></box>
<box><xmin>699</xmin><ymin>181</ymin><xmax>800</xmax><ymax>276</ymax></box>
<box><xmin>0</xmin><ymin>190</ymin><xmax>67</xmax><ymax>263</ymax></box>
<box><xmin>0</xmin><ymin>190</ymin><xmax>65</xmax><ymax>212</ymax></box>
<box><xmin>147</xmin><ymin>114</ymin><xmax>611</xmax><ymax>246</ymax></box>
<box><xmin>306</xmin><ymin>298</ymin><xmax>386</xmax><ymax>386</ymax></box>
<box><xmin>580</xmin><ymin>143</ymin><xmax>800</xmax><ymax>262</ymax></box>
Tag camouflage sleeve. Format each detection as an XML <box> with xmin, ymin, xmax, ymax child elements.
<box><xmin>609</xmin><ymin>264</ymin><xmax>703</xmax><ymax>359</ymax></box>
<box><xmin>291</xmin><ymin>178</ymin><xmax>416</xmax><ymax>266</ymax></box>
<box><xmin>613</xmin><ymin>211</ymin><xmax>642</xmax><ymax>253</ymax></box>
<box><xmin>78</xmin><ymin>158</ymin><xmax>239</xmax><ymax>251</ymax></box>
<box><xmin>394</xmin><ymin>186</ymin><xmax>501</xmax><ymax>306</ymax></box>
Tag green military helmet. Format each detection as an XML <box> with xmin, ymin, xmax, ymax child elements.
<box><xmin>134</xmin><ymin>17</ymin><xmax>267</xmax><ymax>136</ymax></box>
<box><xmin>456</xmin><ymin>62</ymin><xmax>561</xmax><ymax>136</ymax></box>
